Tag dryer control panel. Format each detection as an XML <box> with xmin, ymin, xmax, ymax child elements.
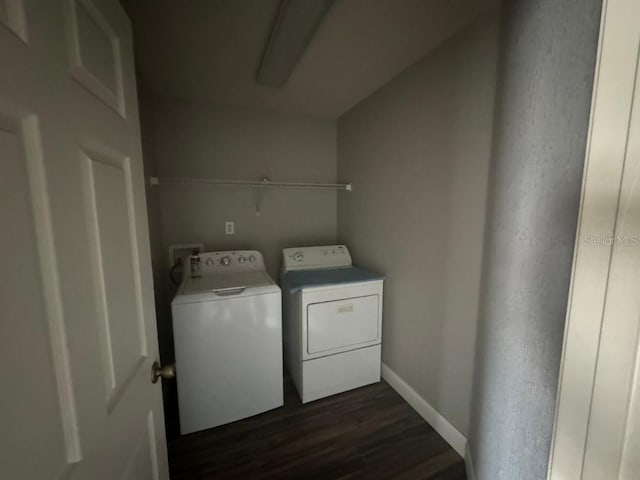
<box><xmin>282</xmin><ymin>245</ymin><xmax>352</xmax><ymax>271</ymax></box>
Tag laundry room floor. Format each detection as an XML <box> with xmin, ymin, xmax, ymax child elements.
<box><xmin>168</xmin><ymin>375</ymin><xmax>466</xmax><ymax>479</ymax></box>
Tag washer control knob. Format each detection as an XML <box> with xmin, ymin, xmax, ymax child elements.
<box><xmin>221</xmin><ymin>256</ymin><xmax>231</xmax><ymax>266</ymax></box>
<box><xmin>205</xmin><ymin>258</ymin><xmax>214</xmax><ymax>267</ymax></box>
<box><xmin>249</xmin><ymin>255</ymin><xmax>256</xmax><ymax>263</ymax></box>
<box><xmin>238</xmin><ymin>256</ymin><xmax>246</xmax><ymax>264</ymax></box>
<box><xmin>293</xmin><ymin>251</ymin><xmax>304</xmax><ymax>262</ymax></box>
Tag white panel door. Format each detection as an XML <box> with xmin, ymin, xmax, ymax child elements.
<box><xmin>549</xmin><ymin>0</ymin><xmax>640</xmax><ymax>478</ymax></box>
<box><xmin>0</xmin><ymin>1</ymin><xmax>169</xmax><ymax>479</ymax></box>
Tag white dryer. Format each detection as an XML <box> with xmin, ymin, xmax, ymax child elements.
<box><xmin>172</xmin><ymin>250</ymin><xmax>283</xmax><ymax>434</ymax></box>
<box><xmin>281</xmin><ymin>245</ymin><xmax>384</xmax><ymax>403</ymax></box>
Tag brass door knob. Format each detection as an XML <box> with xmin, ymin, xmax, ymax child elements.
<box><xmin>151</xmin><ymin>361</ymin><xmax>176</xmax><ymax>384</ymax></box>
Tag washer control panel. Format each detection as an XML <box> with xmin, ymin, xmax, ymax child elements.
<box><xmin>282</xmin><ymin>245</ymin><xmax>352</xmax><ymax>271</ymax></box>
<box><xmin>195</xmin><ymin>250</ymin><xmax>263</xmax><ymax>275</ymax></box>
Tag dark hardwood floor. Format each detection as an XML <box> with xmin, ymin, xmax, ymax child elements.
<box><xmin>168</xmin><ymin>376</ymin><xmax>467</xmax><ymax>479</ymax></box>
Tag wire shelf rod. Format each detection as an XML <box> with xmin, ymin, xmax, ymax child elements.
<box><xmin>149</xmin><ymin>176</ymin><xmax>352</xmax><ymax>191</ymax></box>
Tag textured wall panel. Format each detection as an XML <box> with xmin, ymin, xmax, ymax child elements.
<box><xmin>468</xmin><ymin>1</ymin><xmax>602</xmax><ymax>479</ymax></box>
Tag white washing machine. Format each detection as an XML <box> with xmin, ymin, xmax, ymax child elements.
<box><xmin>171</xmin><ymin>250</ymin><xmax>283</xmax><ymax>434</ymax></box>
<box><xmin>281</xmin><ymin>245</ymin><xmax>384</xmax><ymax>403</ymax></box>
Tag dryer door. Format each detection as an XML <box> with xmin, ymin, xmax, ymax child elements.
<box><xmin>307</xmin><ymin>294</ymin><xmax>380</xmax><ymax>355</ymax></box>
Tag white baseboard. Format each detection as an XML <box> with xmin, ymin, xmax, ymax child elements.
<box><xmin>465</xmin><ymin>443</ymin><xmax>477</xmax><ymax>480</ymax></box>
<box><xmin>381</xmin><ymin>363</ymin><xmax>467</xmax><ymax>457</ymax></box>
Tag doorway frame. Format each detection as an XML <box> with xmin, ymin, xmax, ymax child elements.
<box><xmin>548</xmin><ymin>0</ymin><xmax>640</xmax><ymax>477</ymax></box>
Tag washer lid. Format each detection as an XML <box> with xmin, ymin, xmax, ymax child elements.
<box><xmin>173</xmin><ymin>271</ymin><xmax>280</xmax><ymax>304</ymax></box>
<box><xmin>183</xmin><ymin>271</ymin><xmax>274</xmax><ymax>294</ymax></box>
<box><xmin>281</xmin><ymin>266</ymin><xmax>384</xmax><ymax>293</ymax></box>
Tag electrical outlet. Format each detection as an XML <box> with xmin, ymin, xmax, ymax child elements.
<box><xmin>225</xmin><ymin>221</ymin><xmax>235</xmax><ymax>235</ymax></box>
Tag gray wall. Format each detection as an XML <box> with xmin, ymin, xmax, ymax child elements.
<box><xmin>125</xmin><ymin>1</ymin><xmax>169</xmax><ymax>419</ymax></box>
<box><xmin>138</xmin><ymin>80</ymin><xmax>163</xmax><ymax>325</ymax></box>
<box><xmin>146</xmin><ymin>97</ymin><xmax>337</xmax><ymax>437</ymax></box>
<box><xmin>154</xmin><ymin>98</ymin><xmax>338</xmax><ymax>281</ymax></box>
<box><xmin>468</xmin><ymin>1</ymin><xmax>602</xmax><ymax>479</ymax></box>
<box><xmin>137</xmin><ymin>80</ymin><xmax>182</xmax><ymax>438</ymax></box>
<box><xmin>337</xmin><ymin>14</ymin><xmax>500</xmax><ymax>435</ymax></box>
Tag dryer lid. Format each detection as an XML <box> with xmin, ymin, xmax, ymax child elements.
<box><xmin>281</xmin><ymin>266</ymin><xmax>384</xmax><ymax>293</ymax></box>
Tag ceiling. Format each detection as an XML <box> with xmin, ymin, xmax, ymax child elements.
<box><xmin>124</xmin><ymin>0</ymin><xmax>498</xmax><ymax>118</ymax></box>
